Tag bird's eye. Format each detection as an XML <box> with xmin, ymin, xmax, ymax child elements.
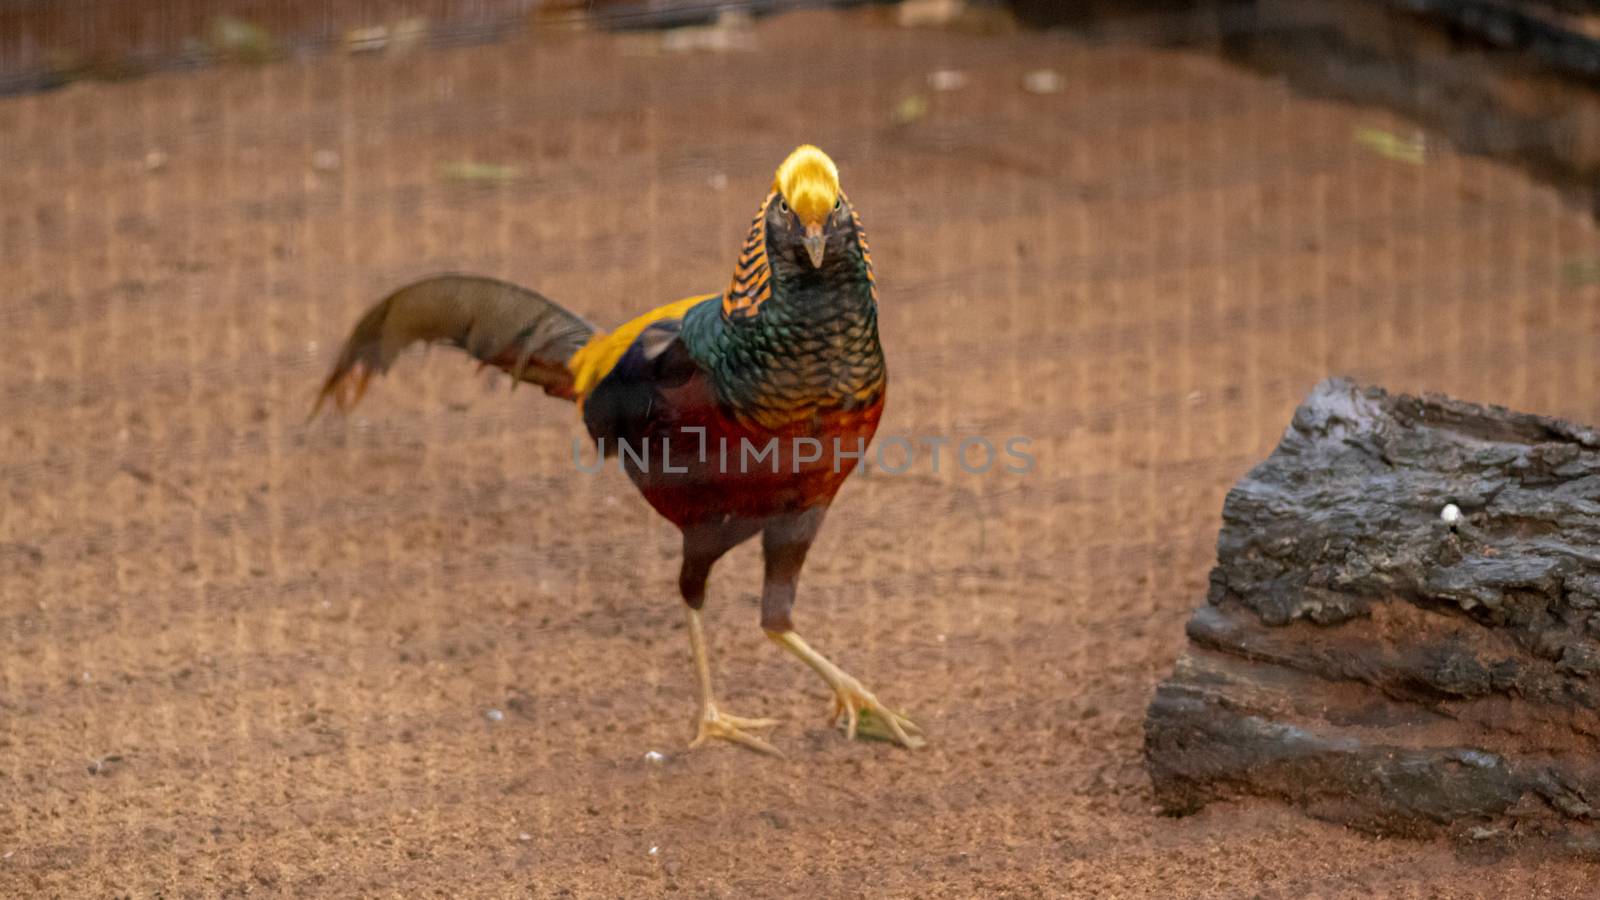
<box><xmin>833</xmin><ymin>197</ymin><xmax>842</xmax><ymax>211</ymax></box>
<box><xmin>778</xmin><ymin>199</ymin><xmax>789</xmax><ymax>214</ymax></box>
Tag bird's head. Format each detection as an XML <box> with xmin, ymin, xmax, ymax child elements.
<box><xmin>768</xmin><ymin>144</ymin><xmax>849</xmax><ymax>269</ymax></box>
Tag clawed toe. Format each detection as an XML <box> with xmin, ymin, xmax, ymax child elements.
<box><xmin>690</xmin><ymin>704</ymin><xmax>784</xmax><ymax>757</ymax></box>
<box><xmin>829</xmin><ymin>677</ymin><xmax>925</xmax><ymax>749</ymax></box>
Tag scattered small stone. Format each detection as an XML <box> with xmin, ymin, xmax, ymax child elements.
<box><xmin>708</xmin><ymin>173</ymin><xmax>728</xmax><ymax>191</ymax></box>
<box><xmin>312</xmin><ymin>150</ymin><xmax>340</xmax><ymax>172</ymax></box>
<box><xmin>1023</xmin><ymin>69</ymin><xmax>1063</xmax><ymax>94</ymax></box>
<box><xmin>660</xmin><ymin>10</ymin><xmax>755</xmax><ymax>54</ymax></box>
<box><xmin>345</xmin><ymin>25</ymin><xmax>390</xmax><ymax>54</ymax></box>
<box><xmin>899</xmin><ymin>0</ymin><xmax>964</xmax><ymax>27</ymax></box>
<box><xmin>207</xmin><ymin>16</ymin><xmax>283</xmax><ymax>64</ymax></box>
<box><xmin>1440</xmin><ymin>503</ymin><xmax>1463</xmax><ymax>526</ymax></box>
<box><xmin>485</xmin><ymin>708</ymin><xmax>505</xmax><ymax>722</ymax></box>
<box><xmin>927</xmin><ymin>70</ymin><xmax>968</xmax><ymax>92</ymax></box>
<box><xmin>438</xmin><ymin>161</ymin><xmax>522</xmax><ymax>184</ymax></box>
<box><xmin>1353</xmin><ymin>126</ymin><xmax>1426</xmax><ymax>165</ymax></box>
<box><xmin>643</xmin><ymin>750</ymin><xmax>665</xmax><ymax>763</ymax></box>
<box><xmin>87</xmin><ymin>754</ymin><xmax>124</xmax><ymax>776</ymax></box>
<box><xmin>391</xmin><ymin>18</ymin><xmax>429</xmax><ymax>53</ymax></box>
<box><xmin>144</xmin><ymin>149</ymin><xmax>168</xmax><ymax>172</ymax></box>
<box><xmin>518</xmin><ymin>832</ymin><xmax>532</xmax><ymax>842</ymax></box>
<box><xmin>892</xmin><ymin>94</ymin><xmax>929</xmax><ymax>126</ymax></box>
<box><xmin>649</xmin><ymin>845</ymin><xmax>659</xmax><ymax>856</ymax></box>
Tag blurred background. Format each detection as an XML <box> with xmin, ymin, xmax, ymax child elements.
<box><xmin>2</xmin><ymin>1</ymin><xmax>1598</xmax><ymax>895</ymax></box>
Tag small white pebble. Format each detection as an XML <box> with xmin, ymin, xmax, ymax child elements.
<box><xmin>643</xmin><ymin>750</ymin><xmax>665</xmax><ymax>763</ymax></box>
<box><xmin>1023</xmin><ymin>69</ymin><xmax>1063</xmax><ymax>94</ymax></box>
<box><xmin>81</xmin><ymin>671</ymin><xmax>92</xmax><ymax>682</ymax></box>
<box><xmin>518</xmin><ymin>832</ymin><xmax>532</xmax><ymax>842</ymax></box>
<box><xmin>2</xmin><ymin>851</ymin><xmax>11</xmax><ymax>860</ymax></box>
<box><xmin>485</xmin><ymin>708</ymin><xmax>505</xmax><ymax>722</ymax></box>
<box><xmin>936</xmin><ymin>634</ymin><xmax>946</xmax><ymax>643</ymax></box>
<box><xmin>1441</xmin><ymin>503</ymin><xmax>1463</xmax><ymax>525</ymax></box>
<box><xmin>709</xmin><ymin>173</ymin><xmax>728</xmax><ymax>191</ymax></box>
<box><xmin>144</xmin><ymin>149</ymin><xmax>168</xmax><ymax>172</ymax></box>
<box><xmin>927</xmin><ymin>69</ymin><xmax>968</xmax><ymax>92</ymax></box>
<box><xmin>649</xmin><ymin>846</ymin><xmax>659</xmax><ymax>855</ymax></box>
<box><xmin>312</xmin><ymin>149</ymin><xmax>341</xmax><ymax>171</ymax></box>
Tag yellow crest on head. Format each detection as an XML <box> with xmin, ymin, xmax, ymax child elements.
<box><xmin>773</xmin><ymin>145</ymin><xmax>841</xmax><ymax>226</ymax></box>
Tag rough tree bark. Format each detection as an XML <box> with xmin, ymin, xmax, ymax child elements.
<box><xmin>1145</xmin><ymin>378</ymin><xmax>1600</xmax><ymax>854</ymax></box>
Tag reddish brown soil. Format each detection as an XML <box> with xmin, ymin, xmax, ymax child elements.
<box><xmin>3</xmin><ymin>8</ymin><xmax>1599</xmax><ymax>897</ymax></box>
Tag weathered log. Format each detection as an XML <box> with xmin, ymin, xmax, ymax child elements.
<box><xmin>1145</xmin><ymin>378</ymin><xmax>1600</xmax><ymax>854</ymax></box>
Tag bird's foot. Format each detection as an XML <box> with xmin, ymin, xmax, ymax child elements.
<box><xmin>689</xmin><ymin>703</ymin><xmax>783</xmax><ymax>757</ymax></box>
<box><xmin>828</xmin><ymin>675</ymin><xmax>925</xmax><ymax>749</ymax></box>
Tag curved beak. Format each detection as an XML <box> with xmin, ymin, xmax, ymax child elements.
<box><xmin>803</xmin><ymin>223</ymin><xmax>826</xmax><ymax>268</ymax></box>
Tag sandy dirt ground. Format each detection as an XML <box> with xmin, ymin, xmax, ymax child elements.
<box><xmin>3</xmin><ymin>7</ymin><xmax>1600</xmax><ymax>897</ymax></box>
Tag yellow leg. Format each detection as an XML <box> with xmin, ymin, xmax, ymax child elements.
<box><xmin>685</xmin><ymin>608</ymin><xmax>783</xmax><ymax>756</ymax></box>
<box><xmin>768</xmin><ymin>630</ymin><xmax>925</xmax><ymax>749</ymax></box>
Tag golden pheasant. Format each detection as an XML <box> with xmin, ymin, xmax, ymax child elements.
<box><xmin>314</xmin><ymin>145</ymin><xmax>921</xmax><ymax>754</ymax></box>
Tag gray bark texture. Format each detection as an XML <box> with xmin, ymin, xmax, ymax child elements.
<box><xmin>1145</xmin><ymin>378</ymin><xmax>1600</xmax><ymax>854</ymax></box>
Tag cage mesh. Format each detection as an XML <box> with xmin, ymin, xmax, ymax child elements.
<box><xmin>2</xmin><ymin>1</ymin><xmax>1598</xmax><ymax>895</ymax></box>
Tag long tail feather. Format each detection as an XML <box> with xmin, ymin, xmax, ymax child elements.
<box><xmin>311</xmin><ymin>274</ymin><xmax>595</xmax><ymax>419</ymax></box>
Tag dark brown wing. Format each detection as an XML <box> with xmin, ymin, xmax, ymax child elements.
<box><xmin>311</xmin><ymin>274</ymin><xmax>596</xmax><ymax>417</ymax></box>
